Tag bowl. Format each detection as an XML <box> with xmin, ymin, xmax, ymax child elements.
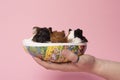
<box><xmin>23</xmin><ymin>38</ymin><xmax>87</xmax><ymax>63</ymax></box>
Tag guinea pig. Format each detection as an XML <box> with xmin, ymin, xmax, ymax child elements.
<box><xmin>67</xmin><ymin>28</ymin><xmax>88</xmax><ymax>43</ymax></box>
<box><xmin>32</xmin><ymin>26</ymin><xmax>52</xmax><ymax>43</ymax></box>
<box><xmin>50</xmin><ymin>28</ymin><xmax>67</xmax><ymax>43</ymax></box>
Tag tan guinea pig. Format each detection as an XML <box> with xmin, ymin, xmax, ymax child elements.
<box><xmin>50</xmin><ymin>29</ymin><xmax>68</xmax><ymax>43</ymax></box>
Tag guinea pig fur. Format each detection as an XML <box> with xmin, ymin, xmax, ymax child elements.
<box><xmin>50</xmin><ymin>29</ymin><xmax>68</xmax><ymax>43</ymax></box>
<box><xmin>32</xmin><ymin>26</ymin><xmax>51</xmax><ymax>43</ymax></box>
<box><xmin>67</xmin><ymin>28</ymin><xmax>88</xmax><ymax>43</ymax></box>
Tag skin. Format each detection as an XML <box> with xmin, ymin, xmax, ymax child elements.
<box><xmin>33</xmin><ymin>50</ymin><xmax>120</xmax><ymax>80</ymax></box>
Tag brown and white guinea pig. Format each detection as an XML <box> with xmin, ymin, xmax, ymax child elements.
<box><xmin>67</xmin><ymin>28</ymin><xmax>88</xmax><ymax>43</ymax></box>
<box><xmin>32</xmin><ymin>26</ymin><xmax>52</xmax><ymax>43</ymax></box>
<box><xmin>49</xmin><ymin>28</ymin><xmax>68</xmax><ymax>43</ymax></box>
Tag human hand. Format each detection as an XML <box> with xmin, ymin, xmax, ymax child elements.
<box><xmin>33</xmin><ymin>50</ymin><xmax>120</xmax><ymax>80</ymax></box>
<box><xmin>33</xmin><ymin>50</ymin><xmax>96</xmax><ymax>72</ymax></box>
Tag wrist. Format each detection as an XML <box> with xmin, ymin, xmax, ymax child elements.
<box><xmin>89</xmin><ymin>58</ymin><xmax>107</xmax><ymax>79</ymax></box>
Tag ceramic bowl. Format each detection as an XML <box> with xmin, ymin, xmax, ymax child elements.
<box><xmin>23</xmin><ymin>38</ymin><xmax>87</xmax><ymax>63</ymax></box>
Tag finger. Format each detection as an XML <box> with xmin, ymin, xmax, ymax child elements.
<box><xmin>61</xmin><ymin>50</ymin><xmax>92</xmax><ymax>65</ymax></box>
<box><xmin>62</xmin><ymin>50</ymin><xmax>78</xmax><ymax>63</ymax></box>
<box><xmin>61</xmin><ymin>50</ymin><xmax>94</xmax><ymax>68</ymax></box>
<box><xmin>33</xmin><ymin>57</ymin><xmax>79</xmax><ymax>72</ymax></box>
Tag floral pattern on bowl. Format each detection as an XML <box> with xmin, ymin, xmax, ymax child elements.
<box><xmin>23</xmin><ymin>45</ymin><xmax>87</xmax><ymax>63</ymax></box>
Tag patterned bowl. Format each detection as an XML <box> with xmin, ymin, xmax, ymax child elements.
<box><xmin>23</xmin><ymin>39</ymin><xmax>87</xmax><ymax>63</ymax></box>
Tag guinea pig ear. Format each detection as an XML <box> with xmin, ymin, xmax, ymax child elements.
<box><xmin>62</xmin><ymin>30</ymin><xmax>65</xmax><ymax>34</ymax></box>
<box><xmin>62</xmin><ymin>30</ymin><xmax>65</xmax><ymax>33</ymax></box>
<box><xmin>48</xmin><ymin>27</ymin><xmax>52</xmax><ymax>33</ymax></box>
<box><xmin>69</xmin><ymin>29</ymin><xmax>72</xmax><ymax>32</ymax></box>
<box><xmin>61</xmin><ymin>30</ymin><xmax>66</xmax><ymax>36</ymax></box>
<box><xmin>32</xmin><ymin>26</ymin><xmax>40</xmax><ymax>34</ymax></box>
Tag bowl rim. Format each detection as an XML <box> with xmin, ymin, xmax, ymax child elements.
<box><xmin>23</xmin><ymin>39</ymin><xmax>87</xmax><ymax>46</ymax></box>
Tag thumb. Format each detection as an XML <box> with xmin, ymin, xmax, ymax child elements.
<box><xmin>61</xmin><ymin>50</ymin><xmax>79</xmax><ymax>63</ymax></box>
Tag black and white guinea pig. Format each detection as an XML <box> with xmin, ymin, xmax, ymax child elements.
<box><xmin>32</xmin><ymin>26</ymin><xmax>52</xmax><ymax>43</ymax></box>
<box><xmin>67</xmin><ymin>29</ymin><xmax>88</xmax><ymax>43</ymax></box>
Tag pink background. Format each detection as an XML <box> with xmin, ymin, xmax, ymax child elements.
<box><xmin>0</xmin><ymin>0</ymin><xmax>120</xmax><ymax>80</ymax></box>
